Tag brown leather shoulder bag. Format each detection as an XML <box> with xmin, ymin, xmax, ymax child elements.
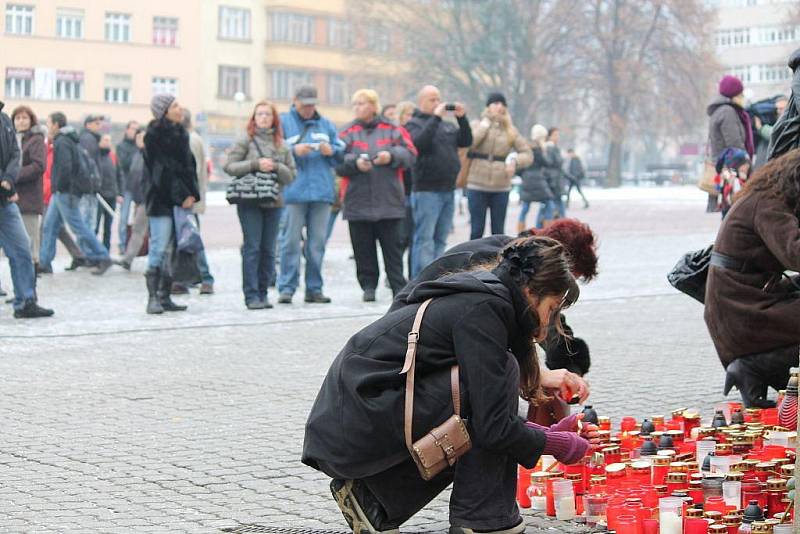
<box><xmin>400</xmin><ymin>298</ymin><xmax>472</xmax><ymax>481</ymax></box>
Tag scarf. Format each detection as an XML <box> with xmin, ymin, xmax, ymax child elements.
<box><xmin>735</xmin><ymin>106</ymin><xmax>755</xmax><ymax>157</ymax></box>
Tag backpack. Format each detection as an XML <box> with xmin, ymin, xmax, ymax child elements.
<box><xmin>71</xmin><ymin>143</ymin><xmax>101</xmax><ymax>195</ymax></box>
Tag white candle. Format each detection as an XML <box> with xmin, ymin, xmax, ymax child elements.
<box><xmin>659</xmin><ymin>511</ymin><xmax>682</xmax><ymax>534</ymax></box>
<box><xmin>555</xmin><ymin>495</ymin><xmax>576</xmax><ymax>520</ymax></box>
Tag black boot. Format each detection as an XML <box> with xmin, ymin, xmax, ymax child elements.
<box><xmin>145</xmin><ymin>269</ymin><xmax>163</xmax><ymax>315</ymax></box>
<box><xmin>159</xmin><ymin>273</ymin><xmax>187</xmax><ymax>312</ymax></box>
<box><xmin>330</xmin><ymin>479</ymin><xmax>399</xmax><ymax>534</ymax></box>
<box><xmin>723</xmin><ymin>346</ymin><xmax>799</xmax><ymax>408</ymax></box>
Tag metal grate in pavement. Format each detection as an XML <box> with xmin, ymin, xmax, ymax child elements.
<box><xmin>221</xmin><ymin>527</ymin><xmax>426</xmax><ymax>534</ymax></box>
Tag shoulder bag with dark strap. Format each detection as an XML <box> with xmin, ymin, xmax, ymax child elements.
<box><xmin>225</xmin><ymin>139</ymin><xmax>281</xmax><ymax>205</ymax></box>
<box><xmin>400</xmin><ymin>298</ymin><xmax>471</xmax><ymax>481</ymax></box>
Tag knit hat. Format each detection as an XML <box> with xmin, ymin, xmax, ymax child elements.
<box><xmin>715</xmin><ymin>147</ymin><xmax>750</xmax><ymax>174</ymax></box>
<box><xmin>531</xmin><ymin>124</ymin><xmax>548</xmax><ymax>141</ymax></box>
<box><xmin>486</xmin><ymin>92</ymin><xmax>507</xmax><ymax>107</ymax></box>
<box><xmin>150</xmin><ymin>93</ymin><xmax>176</xmax><ymax>119</ymax></box>
<box><xmin>719</xmin><ymin>75</ymin><xmax>744</xmax><ymax>98</ymax></box>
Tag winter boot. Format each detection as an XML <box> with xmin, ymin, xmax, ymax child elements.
<box><xmin>330</xmin><ymin>479</ymin><xmax>400</xmax><ymax>534</ymax></box>
<box><xmin>723</xmin><ymin>346</ymin><xmax>799</xmax><ymax>408</ymax></box>
<box><xmin>449</xmin><ymin>521</ymin><xmax>525</xmax><ymax>534</ymax></box>
<box><xmin>159</xmin><ymin>273</ymin><xmax>187</xmax><ymax>312</ymax></box>
<box><xmin>145</xmin><ymin>269</ymin><xmax>163</xmax><ymax>315</ymax></box>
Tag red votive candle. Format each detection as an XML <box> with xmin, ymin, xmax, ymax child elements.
<box><xmin>684</xmin><ymin>517</ymin><xmax>710</xmax><ymax>534</ymax></box>
<box><xmin>517</xmin><ymin>466</ymin><xmax>533</xmax><ymax>508</ymax></box>
<box><xmin>652</xmin><ymin>456</ymin><xmax>670</xmax><ymax>485</ymax></box>
<box><xmin>605</xmin><ymin>463</ymin><xmax>627</xmax><ymax>491</ymax></box>
<box><xmin>620</xmin><ymin>416</ymin><xmax>637</xmax><ymax>432</ymax></box>
<box><xmin>614</xmin><ymin>514</ymin><xmax>640</xmax><ymax>534</ymax></box>
<box><xmin>665</xmin><ymin>472</ymin><xmax>688</xmax><ymax>494</ymax></box>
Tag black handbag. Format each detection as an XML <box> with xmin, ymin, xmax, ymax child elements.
<box><xmin>667</xmin><ymin>245</ymin><xmax>712</xmax><ymax>303</ymax></box>
<box><xmin>226</xmin><ymin>140</ymin><xmax>281</xmax><ymax>206</ymax></box>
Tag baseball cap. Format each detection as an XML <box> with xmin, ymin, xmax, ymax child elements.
<box><xmin>84</xmin><ymin>114</ymin><xmax>105</xmax><ymax>125</ymax></box>
<box><xmin>295</xmin><ymin>85</ymin><xmax>318</xmax><ymax>105</ymax></box>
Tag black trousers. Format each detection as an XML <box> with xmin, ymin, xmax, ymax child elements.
<box><xmin>359</xmin><ymin>354</ymin><xmax>522</xmax><ymax>530</ymax></box>
<box><xmin>348</xmin><ymin>219</ymin><xmax>407</xmax><ymax>295</ymax></box>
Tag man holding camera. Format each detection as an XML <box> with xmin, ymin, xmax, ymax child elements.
<box><xmin>278</xmin><ymin>85</ymin><xmax>344</xmax><ymax>304</ymax></box>
<box><xmin>0</xmin><ymin>101</ymin><xmax>53</xmax><ymax>318</ymax></box>
<box><xmin>405</xmin><ymin>85</ymin><xmax>472</xmax><ymax>278</ymax></box>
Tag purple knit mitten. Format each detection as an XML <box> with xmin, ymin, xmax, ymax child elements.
<box><xmin>542</xmin><ymin>431</ymin><xmax>590</xmax><ymax>465</ymax></box>
<box><xmin>550</xmin><ymin>413</ymin><xmax>580</xmax><ymax>433</ymax></box>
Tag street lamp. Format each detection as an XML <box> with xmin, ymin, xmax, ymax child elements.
<box><xmin>234</xmin><ymin>91</ymin><xmax>246</xmax><ymax>128</ymax></box>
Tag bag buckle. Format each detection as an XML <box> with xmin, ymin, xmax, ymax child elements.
<box><xmin>407</xmin><ymin>332</ymin><xmax>419</xmax><ymax>344</ymax></box>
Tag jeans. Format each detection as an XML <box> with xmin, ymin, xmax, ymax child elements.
<box><xmin>348</xmin><ymin>219</ymin><xmax>406</xmax><ymax>295</ymax></box>
<box><xmin>466</xmin><ymin>190</ymin><xmax>509</xmax><ymax>239</ymax></box>
<box><xmin>95</xmin><ymin>195</ymin><xmax>116</xmax><ymax>252</ymax></box>
<box><xmin>357</xmin><ymin>353</ymin><xmax>522</xmax><ymax>529</ymax></box>
<box><xmin>77</xmin><ymin>194</ymin><xmax>98</xmax><ymax>253</ymax></box>
<box><xmin>237</xmin><ymin>205</ymin><xmax>281</xmax><ymax>304</ymax></box>
<box><xmin>146</xmin><ymin>215</ymin><xmax>174</xmax><ymax>271</ymax></box>
<box><xmin>40</xmin><ymin>193</ymin><xmax>110</xmax><ymax>268</ymax></box>
<box><xmin>325</xmin><ymin>209</ymin><xmax>339</xmax><ymax>243</ymax></box>
<box><xmin>535</xmin><ymin>200</ymin><xmax>555</xmax><ymax>228</ymax></box>
<box><xmin>278</xmin><ymin>202</ymin><xmax>330</xmax><ymax>296</ymax></box>
<box><xmin>0</xmin><ymin>202</ymin><xmax>36</xmax><ymax>309</ymax></box>
<box><xmin>118</xmin><ymin>191</ymin><xmax>133</xmax><ymax>253</ymax></box>
<box><xmin>410</xmin><ymin>191</ymin><xmax>454</xmax><ymax>278</ymax></box>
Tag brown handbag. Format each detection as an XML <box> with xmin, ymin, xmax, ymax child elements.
<box><xmin>400</xmin><ymin>298</ymin><xmax>472</xmax><ymax>481</ymax></box>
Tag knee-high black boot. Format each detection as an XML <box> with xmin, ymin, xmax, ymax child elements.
<box><xmin>724</xmin><ymin>345</ymin><xmax>799</xmax><ymax>408</ymax></box>
<box><xmin>159</xmin><ymin>272</ymin><xmax>187</xmax><ymax>312</ymax></box>
<box><xmin>145</xmin><ymin>269</ymin><xmax>163</xmax><ymax>315</ymax></box>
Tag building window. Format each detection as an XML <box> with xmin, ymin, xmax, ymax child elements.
<box><xmin>219</xmin><ymin>6</ymin><xmax>250</xmax><ymax>40</ymax></box>
<box><xmin>758</xmin><ymin>64</ymin><xmax>791</xmax><ymax>83</ymax></box>
<box><xmin>270</xmin><ymin>12</ymin><xmax>314</xmax><ymax>44</ymax></box>
<box><xmin>727</xmin><ymin>66</ymin><xmax>752</xmax><ymax>84</ymax></box>
<box><xmin>56</xmin><ymin>9</ymin><xmax>83</xmax><ymax>39</ymax></box>
<box><xmin>327</xmin><ymin>74</ymin><xmax>348</xmax><ymax>105</ymax></box>
<box><xmin>105</xmin><ymin>12</ymin><xmax>131</xmax><ymax>42</ymax></box>
<box><xmin>153</xmin><ymin>16</ymin><xmax>178</xmax><ymax>46</ymax></box>
<box><xmin>5</xmin><ymin>4</ymin><xmax>34</xmax><ymax>35</ymax></box>
<box><xmin>715</xmin><ymin>27</ymin><xmax>750</xmax><ymax>49</ymax></box>
<box><xmin>757</xmin><ymin>26</ymin><xmax>798</xmax><ymax>45</ymax></box>
<box><xmin>366</xmin><ymin>25</ymin><xmax>391</xmax><ymax>54</ymax></box>
<box><xmin>219</xmin><ymin>66</ymin><xmax>250</xmax><ymax>98</ymax></box>
<box><xmin>328</xmin><ymin>18</ymin><xmax>353</xmax><ymax>48</ymax></box>
<box><xmin>270</xmin><ymin>70</ymin><xmax>313</xmax><ymax>100</ymax></box>
<box><xmin>4</xmin><ymin>67</ymin><xmax>33</xmax><ymax>98</ymax></box>
<box><xmin>152</xmin><ymin>76</ymin><xmax>179</xmax><ymax>97</ymax></box>
<box><xmin>55</xmin><ymin>71</ymin><xmax>83</xmax><ymax>101</ymax></box>
<box><xmin>104</xmin><ymin>74</ymin><xmax>131</xmax><ymax>104</ymax></box>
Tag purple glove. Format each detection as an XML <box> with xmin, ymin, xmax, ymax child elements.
<box><xmin>542</xmin><ymin>431</ymin><xmax>590</xmax><ymax>465</ymax></box>
<box><xmin>550</xmin><ymin>413</ymin><xmax>580</xmax><ymax>433</ymax></box>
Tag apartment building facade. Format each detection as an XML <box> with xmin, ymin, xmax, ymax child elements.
<box><xmin>711</xmin><ymin>0</ymin><xmax>799</xmax><ymax>102</ymax></box>
<box><xmin>1</xmin><ymin>1</ymin><xmax>202</xmax><ymax>126</ymax></box>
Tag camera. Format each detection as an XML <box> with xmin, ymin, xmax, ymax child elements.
<box><xmin>445</xmin><ymin>104</ymin><xmax>457</xmax><ymax>111</ymax></box>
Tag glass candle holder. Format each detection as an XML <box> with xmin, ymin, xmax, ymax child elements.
<box><xmin>723</xmin><ymin>481</ymin><xmax>741</xmax><ymax>510</ymax></box>
<box><xmin>614</xmin><ymin>514</ymin><xmax>640</xmax><ymax>534</ymax></box>
<box><xmin>659</xmin><ymin>497</ymin><xmax>684</xmax><ymax>534</ymax></box>
<box><xmin>552</xmin><ymin>479</ymin><xmax>576</xmax><ymax>521</ymax></box>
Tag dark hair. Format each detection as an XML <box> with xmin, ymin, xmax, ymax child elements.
<box><xmin>496</xmin><ymin>236</ymin><xmax>576</xmax><ymax>402</ymax></box>
<box><xmin>381</xmin><ymin>104</ymin><xmax>396</xmax><ymax>116</ymax></box>
<box><xmin>126</xmin><ymin>120</ymin><xmax>139</xmax><ymax>129</ymax></box>
<box><xmin>547</xmin><ymin>127</ymin><xmax>559</xmax><ymax>138</ymax></box>
<box><xmin>740</xmin><ymin>148</ymin><xmax>800</xmax><ymax>215</ymax></box>
<box><xmin>49</xmin><ymin>112</ymin><xmax>67</xmax><ymax>128</ymax></box>
<box><xmin>246</xmin><ymin>101</ymin><xmax>283</xmax><ymax>147</ymax></box>
<box><xmin>525</xmin><ymin>219</ymin><xmax>598</xmax><ymax>282</ymax></box>
<box><xmin>182</xmin><ymin>108</ymin><xmax>192</xmax><ymax>129</ymax></box>
<box><xmin>11</xmin><ymin>105</ymin><xmax>37</xmax><ymax>127</ymax></box>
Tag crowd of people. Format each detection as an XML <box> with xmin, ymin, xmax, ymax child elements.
<box><xmin>0</xmin><ymin>82</ymin><xmax>588</xmax><ymax>316</ymax></box>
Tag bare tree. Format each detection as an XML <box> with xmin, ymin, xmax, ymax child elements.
<box><xmin>572</xmin><ymin>1</ymin><xmax>717</xmax><ymax>186</ymax></box>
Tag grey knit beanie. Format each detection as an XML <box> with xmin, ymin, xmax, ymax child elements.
<box><xmin>150</xmin><ymin>93</ymin><xmax>175</xmax><ymax>119</ymax></box>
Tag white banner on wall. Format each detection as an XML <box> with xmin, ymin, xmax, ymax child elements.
<box><xmin>34</xmin><ymin>68</ymin><xmax>56</xmax><ymax>100</ymax></box>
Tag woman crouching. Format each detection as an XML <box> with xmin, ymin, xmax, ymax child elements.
<box><xmin>303</xmin><ymin>236</ymin><xmax>591</xmax><ymax>534</ymax></box>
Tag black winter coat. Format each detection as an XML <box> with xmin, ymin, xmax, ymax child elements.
<box><xmin>117</xmin><ymin>137</ymin><xmax>139</xmax><ymax>194</ymax></box>
<box><xmin>391</xmin><ymin>235</ymin><xmax>591</xmax><ymax>375</ymax></box>
<box><xmin>405</xmin><ymin>110</ymin><xmax>472</xmax><ymax>192</ymax></box>
<box><xmin>545</xmin><ymin>144</ymin><xmax>565</xmax><ymax>197</ymax></box>
<box><xmin>143</xmin><ymin>119</ymin><xmax>200</xmax><ymax>217</ymax></box>
<box><xmin>520</xmin><ymin>145</ymin><xmax>554</xmax><ymax>203</ymax></box>
<box><xmin>52</xmin><ymin>127</ymin><xmax>80</xmax><ymax>194</ymax></box>
<box><xmin>303</xmin><ymin>269</ymin><xmax>547</xmax><ymax>479</ymax></box>
<box><xmin>97</xmin><ymin>147</ymin><xmax>118</xmax><ymax>199</ymax></box>
<box><xmin>16</xmin><ymin>127</ymin><xmax>46</xmax><ymax>214</ymax></box>
<box><xmin>0</xmin><ymin>104</ymin><xmax>19</xmax><ymax>184</ymax></box>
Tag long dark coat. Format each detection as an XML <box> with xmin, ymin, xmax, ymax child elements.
<box><xmin>520</xmin><ymin>145</ymin><xmax>554</xmax><ymax>203</ymax></box>
<box><xmin>16</xmin><ymin>127</ymin><xmax>46</xmax><ymax>214</ymax></box>
<box><xmin>302</xmin><ymin>269</ymin><xmax>547</xmax><ymax>480</ymax></box>
<box><xmin>143</xmin><ymin>119</ymin><xmax>200</xmax><ymax>217</ymax></box>
<box><xmin>704</xmin><ymin>191</ymin><xmax>800</xmax><ymax>366</ymax></box>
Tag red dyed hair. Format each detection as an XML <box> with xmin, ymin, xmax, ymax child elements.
<box><xmin>246</xmin><ymin>101</ymin><xmax>283</xmax><ymax>147</ymax></box>
<box><xmin>526</xmin><ymin>219</ymin><xmax>598</xmax><ymax>282</ymax></box>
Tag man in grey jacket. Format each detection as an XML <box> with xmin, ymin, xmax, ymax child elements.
<box><xmin>0</xmin><ymin>101</ymin><xmax>53</xmax><ymax>318</ymax></box>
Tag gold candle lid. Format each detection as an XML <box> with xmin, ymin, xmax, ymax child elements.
<box><xmin>750</xmin><ymin>522</ymin><xmax>770</xmax><ymax>533</ymax></box>
<box><xmin>726</xmin><ymin>472</ymin><xmax>744</xmax><ymax>482</ymax></box>
<box><xmin>669</xmin><ymin>461</ymin><xmax>689</xmax><ymax>472</ymax></box>
<box><xmin>689</xmin><ymin>480</ymin><xmax>703</xmax><ymax>489</ymax></box>
<box><xmin>755</xmin><ymin>462</ymin><xmax>775</xmax><ymax>472</ymax></box>
<box><xmin>666</xmin><ymin>472</ymin><xmax>687</xmax><ymax>483</ymax></box>
<box><xmin>781</xmin><ymin>464</ymin><xmax>795</xmax><ymax>477</ymax></box>
<box><xmin>598</xmin><ymin>416</ymin><xmax>610</xmax><ymax>424</ymax></box>
<box><xmin>651</xmin><ymin>415</ymin><xmax>665</xmax><ymax>424</ymax></box>
<box><xmin>704</xmin><ymin>511</ymin><xmax>723</xmax><ymax>521</ymax></box>
<box><xmin>653</xmin><ymin>456</ymin><xmax>670</xmax><ymax>466</ymax></box>
<box><xmin>766</xmin><ymin>478</ymin><xmax>787</xmax><ymax>491</ymax></box>
<box><xmin>657</xmin><ymin>450</ymin><xmax>676</xmax><ymax>458</ymax></box>
<box><xmin>686</xmin><ymin>508</ymin><xmax>704</xmax><ymax>518</ymax></box>
<box><xmin>697</xmin><ymin>427</ymin><xmax>716</xmax><ymax>438</ymax></box>
<box><xmin>715</xmin><ymin>443</ymin><xmax>733</xmax><ymax>454</ymax></box>
<box><xmin>709</xmin><ymin>525</ymin><xmax>728</xmax><ymax>533</ymax></box>
<box><xmin>589</xmin><ymin>475</ymin><xmax>607</xmax><ymax>484</ymax></box>
<box><xmin>630</xmin><ymin>460</ymin><xmax>650</xmax><ymax>472</ymax></box>
<box><xmin>565</xmin><ymin>472</ymin><xmax>582</xmax><ymax>481</ymax></box>
<box><xmin>723</xmin><ymin>514</ymin><xmax>742</xmax><ymax>525</ymax></box>
<box><xmin>605</xmin><ymin>462</ymin><xmax>626</xmax><ymax>475</ymax></box>
<box><xmin>672</xmin><ymin>408</ymin><xmax>688</xmax><ymax>417</ymax></box>
<box><xmin>530</xmin><ymin>471</ymin><xmax>554</xmax><ymax>483</ymax></box>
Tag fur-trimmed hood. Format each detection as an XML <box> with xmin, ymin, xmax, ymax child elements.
<box><xmin>145</xmin><ymin>118</ymin><xmax>190</xmax><ymax>160</ymax></box>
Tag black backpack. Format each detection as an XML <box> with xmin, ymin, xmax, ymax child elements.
<box><xmin>71</xmin><ymin>143</ymin><xmax>101</xmax><ymax>195</ymax></box>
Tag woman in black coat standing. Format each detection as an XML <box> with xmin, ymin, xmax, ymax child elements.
<box><xmin>303</xmin><ymin>236</ymin><xmax>591</xmax><ymax>534</ymax></box>
<box><xmin>142</xmin><ymin>94</ymin><xmax>200</xmax><ymax>315</ymax></box>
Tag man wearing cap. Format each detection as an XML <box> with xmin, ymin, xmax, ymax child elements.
<box><xmin>277</xmin><ymin>85</ymin><xmax>344</xmax><ymax>304</ymax></box>
<box><xmin>0</xmin><ymin>100</ymin><xmax>54</xmax><ymax>317</ymax></box>
<box><xmin>78</xmin><ymin>114</ymin><xmax>105</xmax><ymax>244</ymax></box>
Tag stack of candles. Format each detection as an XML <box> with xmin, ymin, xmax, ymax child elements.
<box><xmin>519</xmin><ymin>403</ymin><xmax>797</xmax><ymax>533</ymax></box>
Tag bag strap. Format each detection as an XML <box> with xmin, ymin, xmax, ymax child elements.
<box><xmin>400</xmin><ymin>298</ymin><xmax>461</xmax><ymax>452</ymax></box>
<box><xmin>250</xmin><ymin>138</ymin><xmax>266</xmax><ymax>159</ymax></box>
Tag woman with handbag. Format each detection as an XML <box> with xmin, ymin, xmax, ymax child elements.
<box><xmin>224</xmin><ymin>101</ymin><xmax>295</xmax><ymax>310</ymax></box>
<box><xmin>303</xmin><ymin>236</ymin><xmax>592</xmax><ymax>534</ymax></box>
<box><xmin>704</xmin><ymin>148</ymin><xmax>800</xmax><ymax>408</ymax></box>
<box><xmin>142</xmin><ymin>94</ymin><xmax>200</xmax><ymax>315</ymax></box>
<box><xmin>465</xmin><ymin>93</ymin><xmax>532</xmax><ymax>239</ymax></box>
